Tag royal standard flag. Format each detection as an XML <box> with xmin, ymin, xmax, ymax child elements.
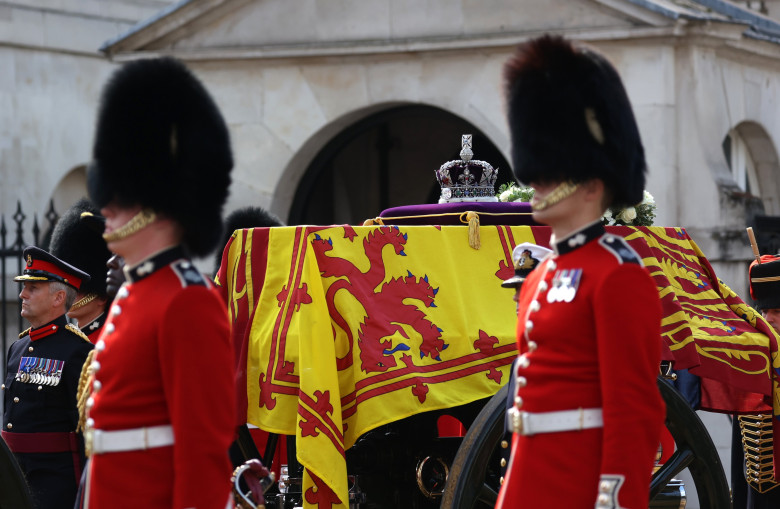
<box><xmin>218</xmin><ymin>224</ymin><xmax>540</xmax><ymax>508</ymax></box>
<box><xmin>217</xmin><ymin>224</ymin><xmax>780</xmax><ymax>505</ymax></box>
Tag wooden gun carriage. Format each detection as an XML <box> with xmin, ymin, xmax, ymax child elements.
<box><xmin>215</xmin><ymin>205</ymin><xmax>772</xmax><ymax>509</ymax></box>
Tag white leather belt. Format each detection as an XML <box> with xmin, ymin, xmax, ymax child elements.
<box><xmin>87</xmin><ymin>424</ymin><xmax>174</xmax><ymax>455</ymax></box>
<box><xmin>509</xmin><ymin>407</ymin><xmax>603</xmax><ymax>436</ymax></box>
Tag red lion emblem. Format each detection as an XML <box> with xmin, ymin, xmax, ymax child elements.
<box><xmin>310</xmin><ymin>226</ymin><xmax>448</xmax><ymax>373</ymax></box>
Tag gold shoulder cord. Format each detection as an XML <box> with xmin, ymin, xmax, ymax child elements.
<box><xmin>65</xmin><ymin>323</ymin><xmax>91</xmax><ymax>343</ymax></box>
<box><xmin>739</xmin><ymin>414</ymin><xmax>780</xmax><ymax>493</ymax></box>
<box><xmin>76</xmin><ymin>349</ymin><xmax>96</xmax><ymax>433</ymax></box>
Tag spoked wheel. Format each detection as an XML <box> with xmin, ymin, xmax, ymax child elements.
<box><xmin>440</xmin><ymin>377</ymin><xmax>731</xmax><ymax>509</ymax></box>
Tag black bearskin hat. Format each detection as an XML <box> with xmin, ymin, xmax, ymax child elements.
<box><xmin>749</xmin><ymin>254</ymin><xmax>780</xmax><ymax>311</ymax></box>
<box><xmin>213</xmin><ymin>206</ymin><xmax>284</xmax><ymax>275</ymax></box>
<box><xmin>49</xmin><ymin>198</ymin><xmax>111</xmax><ymax>297</ymax></box>
<box><xmin>87</xmin><ymin>57</ymin><xmax>233</xmax><ymax>256</ymax></box>
<box><xmin>503</xmin><ymin>35</ymin><xmax>646</xmax><ymax>208</ymax></box>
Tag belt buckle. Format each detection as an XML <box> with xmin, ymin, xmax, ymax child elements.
<box><xmin>85</xmin><ymin>429</ymin><xmax>94</xmax><ymax>456</ymax></box>
<box><xmin>509</xmin><ymin>407</ymin><xmax>525</xmax><ymax>435</ymax></box>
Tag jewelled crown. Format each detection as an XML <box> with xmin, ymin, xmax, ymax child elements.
<box><xmin>435</xmin><ymin>134</ymin><xmax>498</xmax><ymax>203</ymax></box>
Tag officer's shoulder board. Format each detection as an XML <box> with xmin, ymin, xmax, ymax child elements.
<box><xmin>172</xmin><ymin>260</ymin><xmax>209</xmax><ymax>288</ymax></box>
<box><xmin>65</xmin><ymin>323</ymin><xmax>91</xmax><ymax>343</ymax></box>
<box><xmin>598</xmin><ymin>234</ymin><xmax>643</xmax><ymax>266</ymax></box>
<box><xmin>18</xmin><ymin>327</ymin><xmax>31</xmax><ymax>339</ymax></box>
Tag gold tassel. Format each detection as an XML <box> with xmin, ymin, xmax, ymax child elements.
<box><xmin>362</xmin><ymin>217</ymin><xmax>385</xmax><ymax>226</ymax></box>
<box><xmin>466</xmin><ymin>211</ymin><xmax>480</xmax><ymax>250</ymax></box>
<box><xmin>76</xmin><ymin>349</ymin><xmax>96</xmax><ymax>433</ymax></box>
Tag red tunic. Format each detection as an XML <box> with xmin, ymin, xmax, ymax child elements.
<box><xmin>496</xmin><ymin>222</ymin><xmax>665</xmax><ymax>509</ymax></box>
<box><xmin>85</xmin><ymin>247</ymin><xmax>236</xmax><ymax>509</ymax></box>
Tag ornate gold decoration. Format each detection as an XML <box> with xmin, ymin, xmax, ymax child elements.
<box><xmin>103</xmin><ymin>209</ymin><xmax>157</xmax><ymax>243</ymax></box>
<box><xmin>739</xmin><ymin>414</ymin><xmax>780</xmax><ymax>493</ymax></box>
<box><xmin>70</xmin><ymin>292</ymin><xmax>98</xmax><ymax>311</ymax></box>
<box><xmin>530</xmin><ymin>181</ymin><xmax>580</xmax><ymax>212</ymax></box>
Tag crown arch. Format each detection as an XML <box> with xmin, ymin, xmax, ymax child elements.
<box><xmin>283</xmin><ymin>104</ymin><xmax>513</xmax><ymax>226</ymax></box>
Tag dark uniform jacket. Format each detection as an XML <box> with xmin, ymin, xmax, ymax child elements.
<box><xmin>2</xmin><ymin>314</ymin><xmax>94</xmax><ymax>509</ymax></box>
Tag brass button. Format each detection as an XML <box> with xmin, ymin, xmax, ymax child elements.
<box><xmin>112</xmin><ymin>305</ymin><xmax>121</xmax><ymax>316</ymax></box>
<box><xmin>500</xmin><ymin>458</ymin><xmax>507</xmax><ymax>467</ymax></box>
<box><xmin>37</xmin><ymin>386</ymin><xmax>42</xmax><ymax>391</ymax></box>
<box><xmin>96</xmin><ymin>340</ymin><xmax>106</xmax><ymax>352</ymax></box>
<box><xmin>28</xmin><ymin>346</ymin><xmax>33</xmax><ymax>352</ymax></box>
<box><xmin>93</xmin><ymin>380</ymin><xmax>102</xmax><ymax>392</ymax></box>
<box><xmin>518</xmin><ymin>355</ymin><xmax>530</xmax><ymax>369</ymax></box>
<box><xmin>525</xmin><ymin>320</ymin><xmax>534</xmax><ymax>332</ymax></box>
<box><xmin>527</xmin><ymin>341</ymin><xmax>538</xmax><ymax>352</ymax></box>
<box><xmin>539</xmin><ymin>281</ymin><xmax>548</xmax><ymax>292</ymax></box>
<box><xmin>1</xmin><ymin>384</ymin><xmax>5</xmax><ymax>390</ymax></box>
<box><xmin>530</xmin><ymin>300</ymin><xmax>540</xmax><ymax>312</ymax></box>
<box><xmin>13</xmin><ymin>397</ymin><xmax>19</xmax><ymax>403</ymax></box>
<box><xmin>547</xmin><ymin>261</ymin><xmax>556</xmax><ymax>271</ymax></box>
<box><xmin>6</xmin><ymin>423</ymin><xmax>12</xmax><ymax>429</ymax></box>
<box><xmin>105</xmin><ymin>323</ymin><xmax>115</xmax><ymax>334</ymax></box>
<box><xmin>514</xmin><ymin>396</ymin><xmax>523</xmax><ymax>408</ymax></box>
<box><xmin>501</xmin><ymin>440</ymin><xmax>508</xmax><ymax>449</ymax></box>
<box><xmin>516</xmin><ymin>376</ymin><xmax>527</xmax><ymax>388</ymax></box>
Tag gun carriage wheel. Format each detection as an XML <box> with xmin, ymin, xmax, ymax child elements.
<box><xmin>440</xmin><ymin>378</ymin><xmax>731</xmax><ymax>509</ymax></box>
<box><xmin>0</xmin><ymin>432</ymin><xmax>33</xmax><ymax>509</ymax></box>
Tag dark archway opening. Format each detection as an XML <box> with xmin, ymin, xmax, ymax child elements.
<box><xmin>289</xmin><ymin>105</ymin><xmax>514</xmax><ymax>226</ymax></box>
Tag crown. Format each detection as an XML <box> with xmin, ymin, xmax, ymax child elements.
<box><xmin>436</xmin><ymin>134</ymin><xmax>498</xmax><ymax>203</ymax></box>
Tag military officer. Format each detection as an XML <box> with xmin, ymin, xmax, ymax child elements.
<box><xmin>496</xmin><ymin>35</ymin><xmax>665</xmax><ymax>508</ymax></box>
<box><xmin>731</xmin><ymin>253</ymin><xmax>780</xmax><ymax>508</ymax></box>
<box><xmin>2</xmin><ymin>246</ymin><xmax>94</xmax><ymax>509</ymax></box>
<box><xmin>49</xmin><ymin>199</ymin><xmax>113</xmax><ymax>342</ymax></box>
<box><xmin>82</xmin><ymin>57</ymin><xmax>236</xmax><ymax>508</ymax></box>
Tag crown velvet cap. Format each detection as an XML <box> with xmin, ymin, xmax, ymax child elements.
<box><xmin>501</xmin><ymin>242</ymin><xmax>553</xmax><ymax>288</ymax></box>
<box><xmin>749</xmin><ymin>254</ymin><xmax>780</xmax><ymax>311</ymax></box>
<box><xmin>503</xmin><ymin>35</ymin><xmax>646</xmax><ymax>208</ymax></box>
<box><xmin>49</xmin><ymin>198</ymin><xmax>112</xmax><ymax>297</ymax></box>
<box><xmin>15</xmin><ymin>246</ymin><xmax>90</xmax><ymax>291</ymax></box>
<box><xmin>87</xmin><ymin>57</ymin><xmax>233</xmax><ymax>256</ymax></box>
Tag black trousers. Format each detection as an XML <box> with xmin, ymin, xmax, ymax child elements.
<box><xmin>15</xmin><ymin>451</ymin><xmax>79</xmax><ymax>509</ymax></box>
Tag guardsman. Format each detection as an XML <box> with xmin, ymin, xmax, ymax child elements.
<box><xmin>731</xmin><ymin>254</ymin><xmax>780</xmax><ymax>508</ymax></box>
<box><xmin>49</xmin><ymin>199</ymin><xmax>113</xmax><ymax>342</ymax></box>
<box><xmin>2</xmin><ymin>246</ymin><xmax>94</xmax><ymax>509</ymax></box>
<box><xmin>496</xmin><ymin>35</ymin><xmax>665</xmax><ymax>508</ymax></box>
<box><xmin>82</xmin><ymin>57</ymin><xmax>236</xmax><ymax>508</ymax></box>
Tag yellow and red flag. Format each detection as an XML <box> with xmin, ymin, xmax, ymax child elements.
<box><xmin>217</xmin><ymin>224</ymin><xmax>780</xmax><ymax>505</ymax></box>
<box><xmin>218</xmin><ymin>224</ymin><xmax>542</xmax><ymax>508</ymax></box>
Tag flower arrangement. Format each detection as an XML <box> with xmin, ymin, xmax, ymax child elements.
<box><xmin>496</xmin><ymin>183</ymin><xmax>656</xmax><ymax>227</ymax></box>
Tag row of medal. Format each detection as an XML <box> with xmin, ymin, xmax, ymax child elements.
<box><xmin>15</xmin><ymin>356</ymin><xmax>64</xmax><ymax>386</ymax></box>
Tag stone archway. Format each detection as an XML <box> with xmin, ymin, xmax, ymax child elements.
<box><xmin>50</xmin><ymin>164</ymin><xmax>89</xmax><ymax>214</ymax></box>
<box><xmin>729</xmin><ymin>121</ymin><xmax>780</xmax><ymax>216</ymax></box>
<box><xmin>288</xmin><ymin>104</ymin><xmax>513</xmax><ymax>226</ymax></box>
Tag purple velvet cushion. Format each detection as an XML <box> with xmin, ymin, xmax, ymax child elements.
<box><xmin>375</xmin><ymin>202</ymin><xmax>538</xmax><ymax>226</ymax></box>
